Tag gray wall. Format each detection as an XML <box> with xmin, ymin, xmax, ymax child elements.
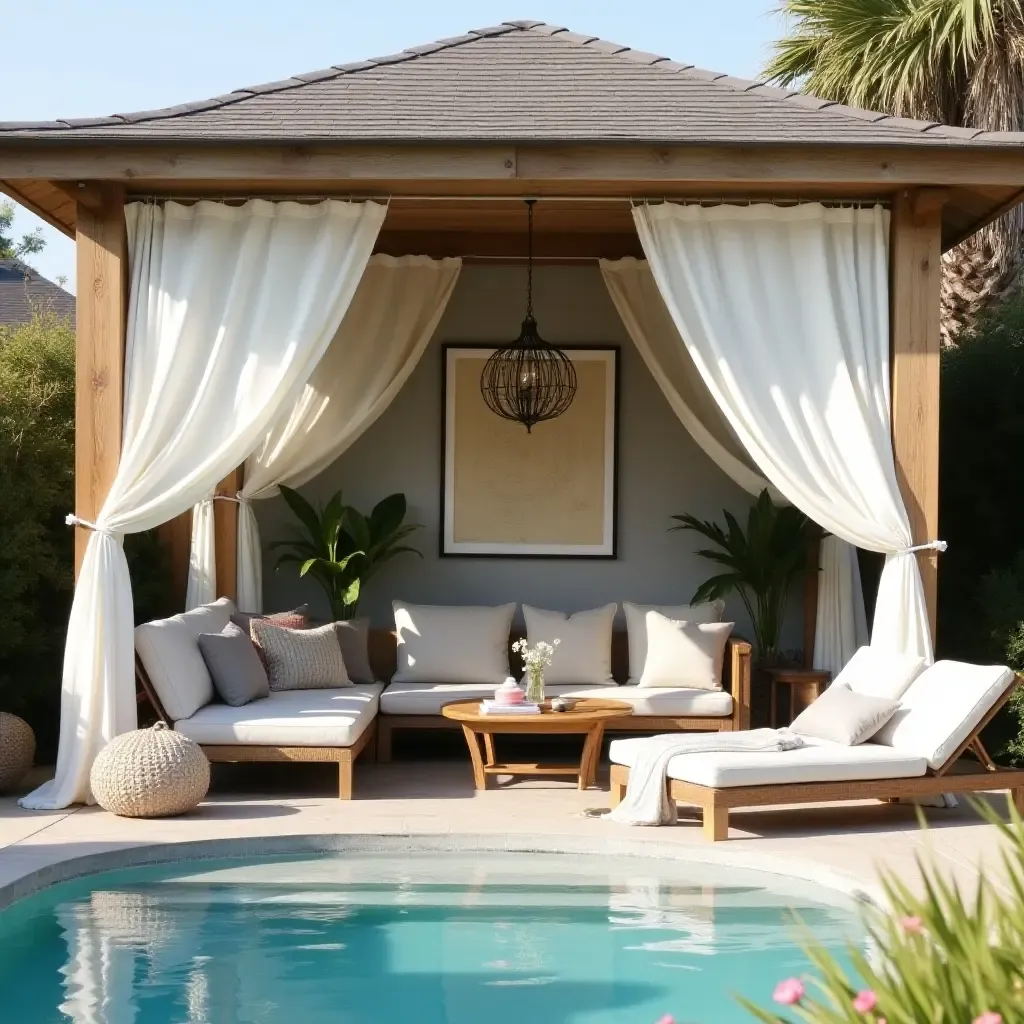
<box><xmin>258</xmin><ymin>264</ymin><xmax>803</xmax><ymax>647</ymax></box>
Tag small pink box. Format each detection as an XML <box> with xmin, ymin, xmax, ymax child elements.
<box><xmin>494</xmin><ymin>679</ymin><xmax>525</xmax><ymax>705</ymax></box>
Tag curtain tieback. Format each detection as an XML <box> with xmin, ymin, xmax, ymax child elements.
<box><xmin>197</xmin><ymin>495</ymin><xmax>242</xmax><ymax>505</ymax></box>
<box><xmin>65</xmin><ymin>514</ymin><xmax>116</xmax><ymax>535</ymax></box>
<box><xmin>895</xmin><ymin>540</ymin><xmax>947</xmax><ymax>555</ymax></box>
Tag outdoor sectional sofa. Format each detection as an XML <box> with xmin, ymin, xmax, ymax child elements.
<box><xmin>133</xmin><ymin>599</ymin><xmax>752</xmax><ymax>798</ymax></box>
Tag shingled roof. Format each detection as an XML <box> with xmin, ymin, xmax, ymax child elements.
<box><xmin>0</xmin><ymin>21</ymin><xmax>1016</xmax><ymax>147</ymax></box>
<box><xmin>0</xmin><ymin>260</ymin><xmax>75</xmax><ymax>326</ymax></box>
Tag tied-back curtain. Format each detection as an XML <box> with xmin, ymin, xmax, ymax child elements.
<box><xmin>182</xmin><ymin>255</ymin><xmax>461</xmax><ymax>613</ymax></box>
<box><xmin>633</xmin><ymin>201</ymin><xmax>933</xmax><ymax>663</ymax></box>
<box><xmin>21</xmin><ymin>198</ymin><xmax>386</xmax><ymax>810</ymax></box>
<box><xmin>599</xmin><ymin>256</ymin><xmax>868</xmax><ymax>673</ymax></box>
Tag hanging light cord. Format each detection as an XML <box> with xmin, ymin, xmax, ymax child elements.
<box><xmin>525</xmin><ymin>198</ymin><xmax>535</xmax><ymax>318</ymax></box>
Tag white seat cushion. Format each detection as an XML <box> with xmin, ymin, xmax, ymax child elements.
<box><xmin>874</xmin><ymin>660</ymin><xmax>1016</xmax><ymax>769</ymax></box>
<box><xmin>380</xmin><ymin>682</ymin><xmax>594</xmax><ymax>716</ymax></box>
<box><xmin>833</xmin><ymin>645</ymin><xmax>926</xmax><ymax>700</ymax></box>
<box><xmin>609</xmin><ymin>735</ymin><xmax>928</xmax><ymax>788</ymax></box>
<box><xmin>135</xmin><ymin>598</ymin><xmax>238</xmax><ymax>721</ymax></box>
<box><xmin>559</xmin><ymin>684</ymin><xmax>733</xmax><ymax>717</ymax></box>
<box><xmin>174</xmin><ymin>684</ymin><xmax>382</xmax><ymax>748</ymax></box>
<box><xmin>392</xmin><ymin>602</ymin><xmax>515</xmax><ymax>684</ymax></box>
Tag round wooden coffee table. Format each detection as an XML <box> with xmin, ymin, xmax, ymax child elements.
<box><xmin>441</xmin><ymin>698</ymin><xmax>632</xmax><ymax>791</ymax></box>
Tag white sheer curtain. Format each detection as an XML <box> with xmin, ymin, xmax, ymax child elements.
<box><xmin>599</xmin><ymin>257</ymin><xmax>868</xmax><ymax>672</ymax></box>
<box><xmin>633</xmin><ymin>202</ymin><xmax>935</xmax><ymax>663</ymax></box>
<box><xmin>21</xmin><ymin>198</ymin><xmax>385</xmax><ymax>810</ymax></box>
<box><xmin>197</xmin><ymin>254</ymin><xmax>460</xmax><ymax>613</ymax></box>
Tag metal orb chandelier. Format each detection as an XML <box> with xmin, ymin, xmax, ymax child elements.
<box><xmin>480</xmin><ymin>200</ymin><xmax>577</xmax><ymax>433</ymax></box>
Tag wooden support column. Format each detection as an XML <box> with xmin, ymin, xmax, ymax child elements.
<box><xmin>213</xmin><ymin>467</ymin><xmax>244</xmax><ymax>603</ymax></box>
<box><xmin>890</xmin><ymin>188</ymin><xmax>945</xmax><ymax>642</ymax></box>
<box><xmin>74</xmin><ymin>184</ymin><xmax>127</xmax><ymax>575</ymax></box>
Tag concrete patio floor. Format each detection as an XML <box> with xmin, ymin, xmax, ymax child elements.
<box><xmin>0</xmin><ymin>749</ymin><xmax>1019</xmax><ymax>907</ymax></box>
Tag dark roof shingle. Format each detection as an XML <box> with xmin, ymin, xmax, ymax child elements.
<box><xmin>0</xmin><ymin>260</ymin><xmax>75</xmax><ymax>326</ymax></box>
<box><xmin>0</xmin><ymin>23</ymin><xmax>1015</xmax><ymax>147</ymax></box>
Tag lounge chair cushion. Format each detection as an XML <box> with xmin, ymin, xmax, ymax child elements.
<box><xmin>790</xmin><ymin>683</ymin><xmax>899</xmax><ymax>745</ymax></box>
<box><xmin>833</xmin><ymin>645</ymin><xmax>926</xmax><ymax>701</ymax></box>
<box><xmin>624</xmin><ymin>600</ymin><xmax>725</xmax><ymax>681</ymax></box>
<box><xmin>392</xmin><ymin>602</ymin><xmax>515</xmax><ymax>684</ymax></box>
<box><xmin>522</xmin><ymin>604</ymin><xmax>617</xmax><ymax>685</ymax></box>
<box><xmin>559</xmin><ymin>684</ymin><xmax>733</xmax><ymax>717</ymax></box>
<box><xmin>380</xmin><ymin>682</ymin><xmax>598</xmax><ymax>716</ymax></box>
<box><xmin>135</xmin><ymin>597</ymin><xmax>237</xmax><ymax>721</ymax></box>
<box><xmin>174</xmin><ymin>684</ymin><xmax>383</xmax><ymax>747</ymax></box>
<box><xmin>874</xmin><ymin>660</ymin><xmax>1015</xmax><ymax>769</ymax></box>
<box><xmin>609</xmin><ymin>735</ymin><xmax>928</xmax><ymax>788</ymax></box>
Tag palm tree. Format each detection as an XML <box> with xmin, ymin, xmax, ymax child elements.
<box><xmin>765</xmin><ymin>0</ymin><xmax>1024</xmax><ymax>344</ymax></box>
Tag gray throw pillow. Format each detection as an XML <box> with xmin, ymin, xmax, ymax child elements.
<box><xmin>333</xmin><ymin>618</ymin><xmax>375</xmax><ymax>684</ymax></box>
<box><xmin>197</xmin><ymin>622</ymin><xmax>270</xmax><ymax>707</ymax></box>
<box><xmin>250</xmin><ymin>619</ymin><xmax>351</xmax><ymax>691</ymax></box>
<box><xmin>790</xmin><ymin>683</ymin><xmax>900</xmax><ymax>746</ymax></box>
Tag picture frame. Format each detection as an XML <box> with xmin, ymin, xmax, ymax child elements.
<box><xmin>441</xmin><ymin>344</ymin><xmax>619</xmax><ymax>558</ymax></box>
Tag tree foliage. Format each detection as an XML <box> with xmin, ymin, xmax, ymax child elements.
<box><xmin>0</xmin><ymin>200</ymin><xmax>44</xmax><ymax>260</ymax></box>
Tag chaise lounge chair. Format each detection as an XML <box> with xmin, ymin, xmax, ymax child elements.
<box><xmin>609</xmin><ymin>658</ymin><xmax>1024</xmax><ymax>841</ymax></box>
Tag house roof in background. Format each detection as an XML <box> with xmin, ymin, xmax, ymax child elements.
<box><xmin>0</xmin><ymin>260</ymin><xmax>75</xmax><ymax>326</ymax></box>
<box><xmin>0</xmin><ymin>21</ymin><xmax>1018</xmax><ymax>147</ymax></box>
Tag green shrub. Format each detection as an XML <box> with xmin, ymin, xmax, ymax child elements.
<box><xmin>742</xmin><ymin>799</ymin><xmax>1024</xmax><ymax>1023</ymax></box>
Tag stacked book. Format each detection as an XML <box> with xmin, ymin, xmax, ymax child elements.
<box><xmin>479</xmin><ymin>700</ymin><xmax>541</xmax><ymax>716</ymax></box>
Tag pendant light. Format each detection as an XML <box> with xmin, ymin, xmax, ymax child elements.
<box><xmin>480</xmin><ymin>199</ymin><xmax>577</xmax><ymax>432</ymax></box>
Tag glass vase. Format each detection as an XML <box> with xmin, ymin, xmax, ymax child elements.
<box><xmin>525</xmin><ymin>667</ymin><xmax>545</xmax><ymax>704</ymax></box>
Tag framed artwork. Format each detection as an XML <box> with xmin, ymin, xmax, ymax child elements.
<box><xmin>441</xmin><ymin>344</ymin><xmax>619</xmax><ymax>558</ymax></box>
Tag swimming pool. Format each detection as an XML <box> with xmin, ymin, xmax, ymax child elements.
<box><xmin>0</xmin><ymin>850</ymin><xmax>863</xmax><ymax>1023</ymax></box>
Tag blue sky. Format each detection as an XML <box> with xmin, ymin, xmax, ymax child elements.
<box><xmin>3</xmin><ymin>1</ymin><xmax>784</xmax><ymax>291</ymax></box>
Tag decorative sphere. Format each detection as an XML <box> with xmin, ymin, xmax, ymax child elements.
<box><xmin>90</xmin><ymin>723</ymin><xmax>209</xmax><ymax>818</ymax></box>
<box><xmin>0</xmin><ymin>713</ymin><xmax>35</xmax><ymax>791</ymax></box>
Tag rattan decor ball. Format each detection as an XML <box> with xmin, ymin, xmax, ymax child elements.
<box><xmin>90</xmin><ymin>722</ymin><xmax>209</xmax><ymax>818</ymax></box>
<box><xmin>0</xmin><ymin>712</ymin><xmax>35</xmax><ymax>791</ymax></box>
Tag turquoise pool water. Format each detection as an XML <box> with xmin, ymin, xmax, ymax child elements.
<box><xmin>0</xmin><ymin>851</ymin><xmax>862</xmax><ymax>1023</ymax></box>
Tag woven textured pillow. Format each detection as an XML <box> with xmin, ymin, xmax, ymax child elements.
<box><xmin>249</xmin><ymin>620</ymin><xmax>351</xmax><ymax>691</ymax></box>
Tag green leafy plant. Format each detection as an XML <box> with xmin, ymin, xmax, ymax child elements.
<box><xmin>741</xmin><ymin>798</ymin><xmax>1024</xmax><ymax>1023</ymax></box>
<box><xmin>273</xmin><ymin>487</ymin><xmax>421</xmax><ymax>620</ymax></box>
<box><xmin>671</xmin><ymin>489</ymin><xmax>809</xmax><ymax>661</ymax></box>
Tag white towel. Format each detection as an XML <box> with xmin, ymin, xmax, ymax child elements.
<box><xmin>604</xmin><ymin>729</ymin><xmax>805</xmax><ymax>827</ymax></box>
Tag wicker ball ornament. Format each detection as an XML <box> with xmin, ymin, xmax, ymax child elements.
<box><xmin>0</xmin><ymin>712</ymin><xmax>35</xmax><ymax>791</ymax></box>
<box><xmin>90</xmin><ymin>722</ymin><xmax>210</xmax><ymax>818</ymax></box>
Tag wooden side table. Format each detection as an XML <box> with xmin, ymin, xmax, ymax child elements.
<box><xmin>440</xmin><ymin>698</ymin><xmax>633</xmax><ymax>790</ymax></box>
<box><xmin>765</xmin><ymin>668</ymin><xmax>831</xmax><ymax>727</ymax></box>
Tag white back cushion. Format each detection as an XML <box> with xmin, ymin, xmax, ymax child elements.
<box><xmin>637</xmin><ymin>614</ymin><xmax>734</xmax><ymax>690</ymax></box>
<box><xmin>874</xmin><ymin>660</ymin><xmax>1016</xmax><ymax>769</ymax></box>
<box><xmin>135</xmin><ymin>598</ymin><xmax>237</xmax><ymax>721</ymax></box>
<box><xmin>623</xmin><ymin>600</ymin><xmax>724</xmax><ymax>682</ymax></box>
<box><xmin>833</xmin><ymin>645</ymin><xmax>926</xmax><ymax>700</ymax></box>
<box><xmin>393</xmin><ymin>602</ymin><xmax>515</xmax><ymax>684</ymax></box>
<box><xmin>523</xmin><ymin>604</ymin><xmax>618</xmax><ymax>685</ymax></box>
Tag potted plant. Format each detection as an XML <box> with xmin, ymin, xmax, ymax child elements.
<box><xmin>273</xmin><ymin>488</ymin><xmax>421</xmax><ymax>620</ymax></box>
<box><xmin>670</xmin><ymin>489</ymin><xmax>809</xmax><ymax>664</ymax></box>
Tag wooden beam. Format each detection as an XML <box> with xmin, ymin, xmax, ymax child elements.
<box><xmin>74</xmin><ymin>184</ymin><xmax>127</xmax><ymax>574</ymax></box>
<box><xmin>0</xmin><ymin>179</ymin><xmax>75</xmax><ymax>235</ymax></box>
<box><xmin>890</xmin><ymin>188</ymin><xmax>944</xmax><ymax>641</ymax></box>
<box><xmin>157</xmin><ymin>510</ymin><xmax>193</xmax><ymax>611</ymax></box>
<box><xmin>214</xmin><ymin>467</ymin><xmax>243</xmax><ymax>603</ymax></box>
<box><xmin>3</xmin><ymin>141</ymin><xmax>1024</xmax><ymax>187</ymax></box>
<box><xmin>374</xmin><ymin>230</ymin><xmax>643</xmax><ymax>260</ymax></box>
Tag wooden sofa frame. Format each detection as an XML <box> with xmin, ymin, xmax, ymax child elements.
<box><xmin>609</xmin><ymin>675</ymin><xmax>1024</xmax><ymax>841</ymax></box>
<box><xmin>135</xmin><ymin>653</ymin><xmax>375</xmax><ymax>799</ymax></box>
<box><xmin>369</xmin><ymin>628</ymin><xmax>752</xmax><ymax>763</ymax></box>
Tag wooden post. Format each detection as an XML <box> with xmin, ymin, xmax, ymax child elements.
<box><xmin>214</xmin><ymin>466</ymin><xmax>243</xmax><ymax>602</ymax></box>
<box><xmin>890</xmin><ymin>188</ymin><xmax>944</xmax><ymax>642</ymax></box>
<box><xmin>157</xmin><ymin>511</ymin><xmax>193</xmax><ymax>609</ymax></box>
<box><xmin>74</xmin><ymin>184</ymin><xmax>127</xmax><ymax>575</ymax></box>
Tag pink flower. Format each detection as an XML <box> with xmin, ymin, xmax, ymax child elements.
<box><xmin>655</xmin><ymin>1018</ymin><xmax>675</xmax><ymax>1024</ymax></box>
<box><xmin>773</xmin><ymin>978</ymin><xmax>805</xmax><ymax>1005</ymax></box>
<box><xmin>899</xmin><ymin>915</ymin><xmax>923</xmax><ymax>935</ymax></box>
<box><xmin>853</xmin><ymin>990</ymin><xmax>878</xmax><ymax>1013</ymax></box>
<box><xmin>973</xmin><ymin>1014</ymin><xmax>1002</xmax><ymax>1024</ymax></box>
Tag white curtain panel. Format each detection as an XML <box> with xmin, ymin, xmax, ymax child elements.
<box><xmin>814</xmin><ymin>533</ymin><xmax>870</xmax><ymax>678</ymax></box>
<box><xmin>633</xmin><ymin>201</ymin><xmax>934</xmax><ymax>663</ymax></box>
<box><xmin>184</xmin><ymin>491</ymin><xmax>217</xmax><ymax>608</ymax></box>
<box><xmin>599</xmin><ymin>255</ymin><xmax>868</xmax><ymax>671</ymax></box>
<box><xmin>231</xmin><ymin>254</ymin><xmax>461</xmax><ymax>613</ymax></box>
<box><xmin>21</xmin><ymin>198</ymin><xmax>385</xmax><ymax>810</ymax></box>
